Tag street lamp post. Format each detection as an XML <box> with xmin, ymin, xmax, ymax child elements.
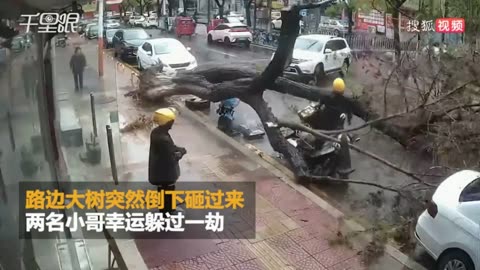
<box><xmin>98</xmin><ymin>0</ymin><xmax>104</xmax><ymax>77</ymax></box>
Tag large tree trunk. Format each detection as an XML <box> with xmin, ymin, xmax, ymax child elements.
<box><xmin>218</xmin><ymin>0</ymin><xmax>225</xmax><ymax>18</ymax></box>
<box><xmin>183</xmin><ymin>0</ymin><xmax>187</xmax><ymax>13</ymax></box>
<box><xmin>392</xmin><ymin>8</ymin><xmax>401</xmax><ymax>63</ymax></box>
<box><xmin>168</xmin><ymin>0</ymin><xmax>174</xmax><ymax>16</ymax></box>
<box><xmin>253</xmin><ymin>2</ymin><xmax>257</xmax><ymax>30</ymax></box>
<box><xmin>346</xmin><ymin>7</ymin><xmax>353</xmax><ymax>34</ymax></box>
<box><xmin>245</xmin><ymin>0</ymin><xmax>252</xmax><ymax>26</ymax></box>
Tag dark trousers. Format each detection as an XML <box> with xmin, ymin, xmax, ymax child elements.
<box><xmin>73</xmin><ymin>71</ymin><xmax>83</xmax><ymax>90</ymax></box>
<box><xmin>158</xmin><ymin>184</ymin><xmax>176</xmax><ymax>213</ymax></box>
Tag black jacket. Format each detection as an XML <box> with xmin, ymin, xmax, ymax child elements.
<box><xmin>69</xmin><ymin>53</ymin><xmax>86</xmax><ymax>74</ymax></box>
<box><xmin>148</xmin><ymin>123</ymin><xmax>185</xmax><ymax>185</ymax></box>
<box><xmin>318</xmin><ymin>94</ymin><xmax>353</xmax><ymax>131</ymax></box>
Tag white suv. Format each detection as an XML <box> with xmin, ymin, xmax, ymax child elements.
<box><xmin>142</xmin><ymin>16</ymin><xmax>158</xmax><ymax>28</ymax></box>
<box><xmin>283</xmin><ymin>35</ymin><xmax>351</xmax><ymax>83</ymax></box>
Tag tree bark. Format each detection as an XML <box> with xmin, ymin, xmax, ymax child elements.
<box><xmin>392</xmin><ymin>7</ymin><xmax>401</xmax><ymax>62</ymax></box>
<box><xmin>346</xmin><ymin>6</ymin><xmax>353</xmax><ymax>34</ymax></box>
<box><xmin>245</xmin><ymin>0</ymin><xmax>252</xmax><ymax>26</ymax></box>
<box><xmin>168</xmin><ymin>0</ymin><xmax>174</xmax><ymax>16</ymax></box>
<box><xmin>183</xmin><ymin>0</ymin><xmax>187</xmax><ymax>13</ymax></box>
<box><xmin>253</xmin><ymin>1</ymin><xmax>257</xmax><ymax>30</ymax></box>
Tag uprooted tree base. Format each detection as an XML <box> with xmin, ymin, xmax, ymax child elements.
<box><xmin>355</xmin><ymin>50</ymin><xmax>480</xmax><ymax>169</ymax></box>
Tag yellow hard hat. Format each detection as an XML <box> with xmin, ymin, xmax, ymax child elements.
<box><xmin>153</xmin><ymin>107</ymin><xmax>177</xmax><ymax>126</ymax></box>
<box><xmin>333</xmin><ymin>78</ymin><xmax>345</xmax><ymax>95</ymax></box>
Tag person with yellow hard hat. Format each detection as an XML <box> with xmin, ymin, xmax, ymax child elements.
<box><xmin>148</xmin><ymin>107</ymin><xmax>186</xmax><ymax>214</ymax></box>
<box><xmin>314</xmin><ymin>78</ymin><xmax>352</xmax><ymax>131</ymax></box>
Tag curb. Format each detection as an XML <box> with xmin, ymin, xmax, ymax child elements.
<box><xmin>113</xmin><ymin>55</ymin><xmax>427</xmax><ymax>270</ymax></box>
<box><xmin>251</xmin><ymin>43</ymin><xmax>276</xmax><ymax>51</ymax></box>
<box><xmin>173</xmin><ymin>103</ymin><xmax>427</xmax><ymax>270</ymax></box>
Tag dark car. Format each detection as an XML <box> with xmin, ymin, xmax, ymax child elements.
<box><xmin>112</xmin><ymin>28</ymin><xmax>151</xmax><ymax>61</ymax></box>
<box><xmin>103</xmin><ymin>28</ymin><xmax>118</xmax><ymax>48</ymax></box>
<box><xmin>11</xmin><ymin>36</ymin><xmax>25</xmax><ymax>52</ymax></box>
<box><xmin>86</xmin><ymin>25</ymin><xmax>99</xmax><ymax>39</ymax></box>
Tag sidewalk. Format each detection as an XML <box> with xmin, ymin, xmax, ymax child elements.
<box><xmin>109</xmin><ymin>51</ymin><xmax>410</xmax><ymax>270</ymax></box>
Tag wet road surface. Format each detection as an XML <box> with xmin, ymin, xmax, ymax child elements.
<box><xmin>96</xmin><ymin>26</ymin><xmax>437</xmax><ymax>268</ymax></box>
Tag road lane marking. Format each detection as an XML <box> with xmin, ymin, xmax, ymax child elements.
<box><xmin>206</xmin><ymin>48</ymin><xmax>238</xmax><ymax>58</ymax></box>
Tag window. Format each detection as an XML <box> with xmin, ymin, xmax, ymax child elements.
<box><xmin>324</xmin><ymin>40</ymin><xmax>335</xmax><ymax>51</ymax></box>
<box><xmin>460</xmin><ymin>178</ymin><xmax>480</xmax><ymax>202</ymax></box>
<box><xmin>333</xmin><ymin>40</ymin><xmax>347</xmax><ymax>50</ymax></box>
<box><xmin>294</xmin><ymin>38</ymin><xmax>324</xmax><ymax>52</ymax></box>
<box><xmin>153</xmin><ymin>40</ymin><xmax>186</xmax><ymax>55</ymax></box>
<box><xmin>124</xmin><ymin>30</ymin><xmax>149</xmax><ymax>40</ymax></box>
<box><xmin>142</xmin><ymin>42</ymin><xmax>152</xmax><ymax>51</ymax></box>
<box><xmin>215</xmin><ymin>25</ymin><xmax>228</xmax><ymax>30</ymax></box>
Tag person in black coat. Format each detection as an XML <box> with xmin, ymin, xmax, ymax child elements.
<box><xmin>69</xmin><ymin>47</ymin><xmax>86</xmax><ymax>91</ymax></box>
<box><xmin>148</xmin><ymin>108</ymin><xmax>186</xmax><ymax>214</ymax></box>
<box><xmin>318</xmin><ymin>78</ymin><xmax>352</xmax><ymax>131</ymax></box>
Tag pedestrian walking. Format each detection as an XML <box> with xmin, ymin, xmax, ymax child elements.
<box><xmin>148</xmin><ymin>108</ymin><xmax>187</xmax><ymax>214</ymax></box>
<box><xmin>69</xmin><ymin>47</ymin><xmax>86</xmax><ymax>92</ymax></box>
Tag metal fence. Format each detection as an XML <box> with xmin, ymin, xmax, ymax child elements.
<box><xmin>251</xmin><ymin>28</ymin><xmax>420</xmax><ymax>52</ymax></box>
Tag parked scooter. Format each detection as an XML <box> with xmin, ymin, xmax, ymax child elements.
<box><xmin>216</xmin><ymin>98</ymin><xmax>240</xmax><ymax>136</ymax></box>
<box><xmin>284</xmin><ymin>102</ymin><xmax>359</xmax><ymax>179</ymax></box>
<box><xmin>55</xmin><ymin>34</ymin><xmax>67</xmax><ymax>48</ymax></box>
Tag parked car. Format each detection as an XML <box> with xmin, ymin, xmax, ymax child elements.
<box><xmin>113</xmin><ymin>28</ymin><xmax>151</xmax><ymax>61</ymax></box>
<box><xmin>280</xmin><ymin>35</ymin><xmax>351</xmax><ymax>83</ymax></box>
<box><xmin>137</xmin><ymin>38</ymin><xmax>197</xmax><ymax>72</ymax></box>
<box><xmin>78</xmin><ymin>20</ymin><xmax>90</xmax><ymax>34</ymax></box>
<box><xmin>207</xmin><ymin>23</ymin><xmax>252</xmax><ymax>47</ymax></box>
<box><xmin>129</xmin><ymin>16</ymin><xmax>146</xmax><ymax>27</ymax></box>
<box><xmin>142</xmin><ymin>16</ymin><xmax>158</xmax><ymax>28</ymax></box>
<box><xmin>104</xmin><ymin>19</ymin><xmax>120</xmax><ymax>29</ymax></box>
<box><xmin>226</xmin><ymin>11</ymin><xmax>244</xmax><ymax>22</ymax></box>
<box><xmin>86</xmin><ymin>25</ymin><xmax>99</xmax><ymax>39</ymax></box>
<box><xmin>319</xmin><ymin>19</ymin><xmax>349</xmax><ymax>36</ymax></box>
<box><xmin>223</xmin><ymin>17</ymin><xmax>242</xmax><ymax>23</ymax></box>
<box><xmin>103</xmin><ymin>28</ymin><xmax>118</xmax><ymax>48</ymax></box>
<box><xmin>11</xmin><ymin>36</ymin><xmax>25</xmax><ymax>52</ymax></box>
<box><xmin>415</xmin><ymin>170</ymin><xmax>480</xmax><ymax>270</ymax></box>
<box><xmin>83</xmin><ymin>23</ymin><xmax>97</xmax><ymax>37</ymax></box>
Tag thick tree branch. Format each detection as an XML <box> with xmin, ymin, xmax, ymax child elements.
<box><xmin>308</xmin><ymin>175</ymin><xmax>406</xmax><ymax>195</ymax></box>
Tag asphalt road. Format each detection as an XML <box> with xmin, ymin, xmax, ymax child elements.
<box><xmin>100</xmin><ymin>26</ymin><xmax>436</xmax><ymax>267</ymax></box>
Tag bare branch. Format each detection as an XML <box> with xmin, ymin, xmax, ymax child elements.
<box><xmin>307</xmin><ymin>175</ymin><xmax>406</xmax><ymax>195</ymax></box>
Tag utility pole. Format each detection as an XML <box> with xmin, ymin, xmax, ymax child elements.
<box><xmin>98</xmin><ymin>0</ymin><xmax>104</xmax><ymax>77</ymax></box>
<box><xmin>267</xmin><ymin>0</ymin><xmax>272</xmax><ymax>32</ymax></box>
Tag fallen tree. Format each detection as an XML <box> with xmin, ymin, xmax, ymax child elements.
<box><xmin>124</xmin><ymin>3</ymin><xmax>446</xmax><ymax>195</ymax></box>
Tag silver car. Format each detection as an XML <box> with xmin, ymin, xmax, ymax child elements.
<box><xmin>319</xmin><ymin>19</ymin><xmax>349</xmax><ymax>36</ymax></box>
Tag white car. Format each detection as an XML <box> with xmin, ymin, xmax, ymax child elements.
<box><xmin>104</xmin><ymin>19</ymin><xmax>120</xmax><ymax>29</ymax></box>
<box><xmin>142</xmin><ymin>16</ymin><xmax>158</xmax><ymax>28</ymax></box>
<box><xmin>129</xmin><ymin>16</ymin><xmax>146</xmax><ymax>26</ymax></box>
<box><xmin>207</xmin><ymin>23</ymin><xmax>252</xmax><ymax>47</ymax></box>
<box><xmin>226</xmin><ymin>11</ymin><xmax>244</xmax><ymax>22</ymax></box>
<box><xmin>281</xmin><ymin>35</ymin><xmax>351</xmax><ymax>82</ymax></box>
<box><xmin>137</xmin><ymin>38</ymin><xmax>197</xmax><ymax>72</ymax></box>
<box><xmin>415</xmin><ymin>170</ymin><xmax>480</xmax><ymax>270</ymax></box>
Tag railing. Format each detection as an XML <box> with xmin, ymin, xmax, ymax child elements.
<box><xmin>251</xmin><ymin>28</ymin><xmax>420</xmax><ymax>52</ymax></box>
